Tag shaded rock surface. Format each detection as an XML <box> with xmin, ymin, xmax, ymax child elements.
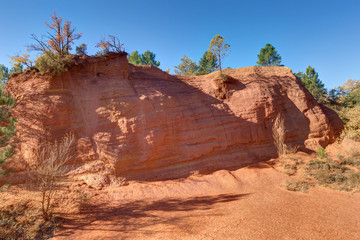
<box><xmin>6</xmin><ymin>54</ymin><xmax>343</xmax><ymax>181</ymax></box>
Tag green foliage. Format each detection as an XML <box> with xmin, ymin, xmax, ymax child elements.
<box><xmin>343</xmin><ymin>87</ymin><xmax>360</xmax><ymax>108</ymax></box>
<box><xmin>35</xmin><ymin>52</ymin><xmax>75</xmax><ymax>76</ymax></box>
<box><xmin>316</xmin><ymin>147</ymin><xmax>327</xmax><ymax>159</ymax></box>
<box><xmin>256</xmin><ymin>43</ymin><xmax>282</xmax><ymax>66</ymax></box>
<box><xmin>0</xmin><ymin>65</ymin><xmax>9</xmax><ymax>84</ymax></box>
<box><xmin>0</xmin><ymin>64</ymin><xmax>22</xmax><ymax>84</ymax></box>
<box><xmin>300</xmin><ymin>66</ymin><xmax>326</xmax><ymax>101</ymax></box>
<box><xmin>197</xmin><ymin>50</ymin><xmax>218</xmax><ymax>75</ymax></box>
<box><xmin>209</xmin><ymin>35</ymin><xmax>230</xmax><ymax>74</ymax></box>
<box><xmin>174</xmin><ymin>55</ymin><xmax>198</xmax><ymax>76</ymax></box>
<box><xmin>141</xmin><ymin>50</ymin><xmax>160</xmax><ymax>67</ymax></box>
<box><xmin>339</xmin><ymin>105</ymin><xmax>360</xmax><ymax>141</ymax></box>
<box><xmin>76</xmin><ymin>43</ymin><xmax>87</xmax><ymax>55</ymax></box>
<box><xmin>128</xmin><ymin>50</ymin><xmax>142</xmax><ymax>65</ymax></box>
<box><xmin>0</xmin><ymin>86</ymin><xmax>16</xmax><ymax>179</ymax></box>
<box><xmin>127</xmin><ymin>50</ymin><xmax>160</xmax><ymax>67</ymax></box>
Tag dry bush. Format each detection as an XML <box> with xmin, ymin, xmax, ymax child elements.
<box><xmin>285</xmin><ymin>180</ymin><xmax>311</xmax><ymax>193</ymax></box>
<box><xmin>28</xmin><ymin>133</ymin><xmax>75</xmax><ymax>220</ymax></box>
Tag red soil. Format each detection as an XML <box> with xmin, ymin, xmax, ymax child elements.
<box><xmin>48</xmin><ymin>155</ymin><xmax>360</xmax><ymax>240</ymax></box>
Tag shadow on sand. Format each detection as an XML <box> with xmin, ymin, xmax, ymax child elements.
<box><xmin>56</xmin><ymin>193</ymin><xmax>250</xmax><ymax>238</ymax></box>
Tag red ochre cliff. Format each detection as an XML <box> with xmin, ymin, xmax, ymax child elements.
<box><xmin>5</xmin><ymin>53</ymin><xmax>343</xmax><ymax>182</ymax></box>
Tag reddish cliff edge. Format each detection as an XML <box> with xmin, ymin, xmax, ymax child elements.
<box><xmin>5</xmin><ymin>54</ymin><xmax>343</xmax><ymax>181</ymax></box>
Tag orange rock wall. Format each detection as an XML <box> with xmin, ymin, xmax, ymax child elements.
<box><xmin>6</xmin><ymin>54</ymin><xmax>343</xmax><ymax>180</ymax></box>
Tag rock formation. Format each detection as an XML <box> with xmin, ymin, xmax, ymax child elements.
<box><xmin>6</xmin><ymin>53</ymin><xmax>343</xmax><ymax>182</ymax></box>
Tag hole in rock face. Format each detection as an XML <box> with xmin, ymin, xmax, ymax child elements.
<box><xmin>96</xmin><ymin>72</ymin><xmax>102</xmax><ymax>77</ymax></box>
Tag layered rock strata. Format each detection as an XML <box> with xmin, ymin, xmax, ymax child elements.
<box><xmin>6</xmin><ymin>54</ymin><xmax>343</xmax><ymax>181</ymax></box>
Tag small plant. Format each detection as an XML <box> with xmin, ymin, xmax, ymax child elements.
<box><xmin>95</xmin><ymin>35</ymin><xmax>125</xmax><ymax>56</ymax></box>
<box><xmin>285</xmin><ymin>180</ymin><xmax>311</xmax><ymax>193</ymax></box>
<box><xmin>214</xmin><ymin>73</ymin><xmax>233</xmax><ymax>84</ymax></box>
<box><xmin>75</xmin><ymin>189</ymin><xmax>91</xmax><ymax>213</ymax></box>
<box><xmin>316</xmin><ymin>147</ymin><xmax>327</xmax><ymax>159</ymax></box>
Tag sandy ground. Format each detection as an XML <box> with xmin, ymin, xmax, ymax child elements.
<box><xmin>47</xmin><ymin>155</ymin><xmax>360</xmax><ymax>240</ymax></box>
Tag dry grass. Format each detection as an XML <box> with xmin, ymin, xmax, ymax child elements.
<box><xmin>0</xmin><ymin>201</ymin><xmax>58</xmax><ymax>239</ymax></box>
<box><xmin>285</xmin><ymin>180</ymin><xmax>311</xmax><ymax>193</ymax></box>
<box><xmin>282</xmin><ymin>147</ymin><xmax>360</xmax><ymax>193</ymax></box>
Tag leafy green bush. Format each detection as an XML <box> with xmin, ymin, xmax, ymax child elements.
<box><xmin>316</xmin><ymin>147</ymin><xmax>327</xmax><ymax>159</ymax></box>
<box><xmin>35</xmin><ymin>52</ymin><xmax>75</xmax><ymax>76</ymax></box>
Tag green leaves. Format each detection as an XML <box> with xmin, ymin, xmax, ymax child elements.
<box><xmin>300</xmin><ymin>66</ymin><xmax>326</xmax><ymax>101</ymax></box>
<box><xmin>174</xmin><ymin>55</ymin><xmax>198</xmax><ymax>76</ymax></box>
<box><xmin>256</xmin><ymin>43</ymin><xmax>282</xmax><ymax>66</ymax></box>
<box><xmin>128</xmin><ymin>50</ymin><xmax>160</xmax><ymax>67</ymax></box>
<box><xmin>209</xmin><ymin>35</ymin><xmax>231</xmax><ymax>73</ymax></box>
<box><xmin>76</xmin><ymin>43</ymin><xmax>88</xmax><ymax>55</ymax></box>
<box><xmin>0</xmin><ymin>86</ymin><xmax>16</xmax><ymax>179</ymax></box>
<box><xmin>198</xmin><ymin>50</ymin><xmax>218</xmax><ymax>75</ymax></box>
<box><xmin>128</xmin><ymin>51</ymin><xmax>142</xmax><ymax>65</ymax></box>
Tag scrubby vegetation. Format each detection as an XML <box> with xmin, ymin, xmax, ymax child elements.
<box><xmin>282</xmin><ymin>148</ymin><xmax>360</xmax><ymax>193</ymax></box>
<box><xmin>34</xmin><ymin>52</ymin><xmax>75</xmax><ymax>76</ymax></box>
<box><xmin>0</xmin><ymin>201</ymin><xmax>58</xmax><ymax>240</ymax></box>
<box><xmin>0</xmin><ymin>86</ymin><xmax>16</xmax><ymax>183</ymax></box>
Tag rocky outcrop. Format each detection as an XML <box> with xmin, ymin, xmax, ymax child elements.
<box><xmin>6</xmin><ymin>54</ymin><xmax>343</xmax><ymax>181</ymax></box>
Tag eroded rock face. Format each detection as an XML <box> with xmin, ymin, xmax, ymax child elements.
<box><xmin>6</xmin><ymin>54</ymin><xmax>343</xmax><ymax>181</ymax></box>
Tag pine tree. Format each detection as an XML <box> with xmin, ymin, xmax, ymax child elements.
<box><xmin>300</xmin><ymin>66</ymin><xmax>326</xmax><ymax>101</ymax></box>
<box><xmin>141</xmin><ymin>50</ymin><xmax>160</xmax><ymax>67</ymax></box>
<box><xmin>197</xmin><ymin>50</ymin><xmax>218</xmax><ymax>75</ymax></box>
<box><xmin>209</xmin><ymin>35</ymin><xmax>230</xmax><ymax>74</ymax></box>
<box><xmin>128</xmin><ymin>50</ymin><xmax>160</xmax><ymax>67</ymax></box>
<box><xmin>128</xmin><ymin>51</ymin><xmax>142</xmax><ymax>65</ymax></box>
<box><xmin>256</xmin><ymin>43</ymin><xmax>282</xmax><ymax>66</ymax></box>
<box><xmin>0</xmin><ymin>86</ymin><xmax>17</xmax><ymax>179</ymax></box>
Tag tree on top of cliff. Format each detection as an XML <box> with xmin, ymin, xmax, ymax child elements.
<box><xmin>76</xmin><ymin>44</ymin><xmax>88</xmax><ymax>55</ymax></box>
<box><xmin>141</xmin><ymin>50</ymin><xmax>160</xmax><ymax>67</ymax></box>
<box><xmin>300</xmin><ymin>66</ymin><xmax>326</xmax><ymax>101</ymax></box>
<box><xmin>197</xmin><ymin>50</ymin><xmax>218</xmax><ymax>75</ymax></box>
<box><xmin>256</xmin><ymin>44</ymin><xmax>282</xmax><ymax>66</ymax></box>
<box><xmin>174</xmin><ymin>55</ymin><xmax>198</xmax><ymax>76</ymax></box>
<box><xmin>95</xmin><ymin>35</ymin><xmax>125</xmax><ymax>56</ymax></box>
<box><xmin>209</xmin><ymin>35</ymin><xmax>230</xmax><ymax>75</ymax></box>
<box><xmin>128</xmin><ymin>51</ymin><xmax>142</xmax><ymax>65</ymax></box>
<box><xmin>0</xmin><ymin>64</ymin><xmax>22</xmax><ymax>84</ymax></box>
<box><xmin>128</xmin><ymin>50</ymin><xmax>160</xmax><ymax>67</ymax></box>
<box><xmin>28</xmin><ymin>11</ymin><xmax>82</xmax><ymax>56</ymax></box>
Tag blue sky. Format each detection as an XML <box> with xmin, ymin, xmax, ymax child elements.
<box><xmin>0</xmin><ymin>0</ymin><xmax>359</xmax><ymax>88</ymax></box>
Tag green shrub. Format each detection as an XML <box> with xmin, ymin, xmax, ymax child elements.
<box><xmin>35</xmin><ymin>52</ymin><xmax>75</xmax><ymax>76</ymax></box>
<box><xmin>316</xmin><ymin>147</ymin><xmax>327</xmax><ymax>159</ymax></box>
